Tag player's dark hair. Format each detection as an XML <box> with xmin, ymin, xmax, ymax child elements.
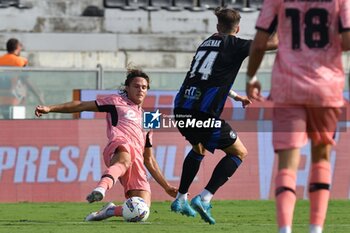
<box><xmin>120</xmin><ymin>66</ymin><xmax>150</xmax><ymax>96</ymax></box>
<box><xmin>6</xmin><ymin>38</ymin><xmax>20</xmax><ymax>53</ymax></box>
<box><xmin>124</xmin><ymin>68</ymin><xmax>150</xmax><ymax>89</ymax></box>
<box><xmin>214</xmin><ymin>7</ymin><xmax>241</xmax><ymax>33</ymax></box>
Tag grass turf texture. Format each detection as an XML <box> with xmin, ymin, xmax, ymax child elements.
<box><xmin>0</xmin><ymin>200</ymin><xmax>349</xmax><ymax>233</ymax></box>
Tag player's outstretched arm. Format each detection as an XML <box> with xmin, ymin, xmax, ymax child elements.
<box><xmin>35</xmin><ymin>100</ymin><xmax>98</xmax><ymax>117</ymax></box>
<box><xmin>143</xmin><ymin>147</ymin><xmax>178</xmax><ymax>198</ymax></box>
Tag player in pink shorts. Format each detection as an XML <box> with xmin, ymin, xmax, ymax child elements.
<box><xmin>246</xmin><ymin>0</ymin><xmax>350</xmax><ymax>233</ymax></box>
<box><xmin>35</xmin><ymin>68</ymin><xmax>177</xmax><ymax>221</ymax></box>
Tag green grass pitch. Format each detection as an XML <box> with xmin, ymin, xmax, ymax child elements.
<box><xmin>0</xmin><ymin>200</ymin><xmax>349</xmax><ymax>233</ymax></box>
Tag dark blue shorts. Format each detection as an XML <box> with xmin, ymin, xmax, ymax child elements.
<box><xmin>174</xmin><ymin>108</ymin><xmax>237</xmax><ymax>153</ymax></box>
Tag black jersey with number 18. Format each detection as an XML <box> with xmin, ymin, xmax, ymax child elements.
<box><xmin>174</xmin><ymin>33</ymin><xmax>251</xmax><ymax>117</ymax></box>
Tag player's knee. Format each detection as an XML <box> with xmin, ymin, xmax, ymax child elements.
<box><xmin>192</xmin><ymin>144</ymin><xmax>206</xmax><ymax>155</ymax></box>
<box><xmin>120</xmin><ymin>159</ymin><xmax>132</xmax><ymax>170</ymax></box>
<box><xmin>111</xmin><ymin>156</ymin><xmax>132</xmax><ymax>170</ymax></box>
<box><xmin>223</xmin><ymin>143</ymin><xmax>248</xmax><ymax>160</ymax></box>
<box><xmin>237</xmin><ymin>146</ymin><xmax>248</xmax><ymax>160</ymax></box>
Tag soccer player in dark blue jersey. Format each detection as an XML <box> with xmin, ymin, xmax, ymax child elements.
<box><xmin>171</xmin><ymin>7</ymin><xmax>278</xmax><ymax>224</ymax></box>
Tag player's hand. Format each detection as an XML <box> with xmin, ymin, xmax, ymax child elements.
<box><xmin>246</xmin><ymin>80</ymin><xmax>264</xmax><ymax>101</ymax></box>
<box><xmin>165</xmin><ymin>185</ymin><xmax>178</xmax><ymax>198</ymax></box>
<box><xmin>238</xmin><ymin>96</ymin><xmax>252</xmax><ymax>108</ymax></box>
<box><xmin>35</xmin><ymin>105</ymin><xmax>50</xmax><ymax>117</ymax></box>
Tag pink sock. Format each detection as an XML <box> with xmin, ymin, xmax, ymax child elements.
<box><xmin>114</xmin><ymin>205</ymin><xmax>123</xmax><ymax>217</ymax></box>
<box><xmin>97</xmin><ymin>163</ymin><xmax>127</xmax><ymax>190</ymax></box>
<box><xmin>309</xmin><ymin>161</ymin><xmax>331</xmax><ymax>227</ymax></box>
<box><xmin>275</xmin><ymin>169</ymin><xmax>297</xmax><ymax>228</ymax></box>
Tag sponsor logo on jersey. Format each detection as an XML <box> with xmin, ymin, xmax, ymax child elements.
<box><xmin>184</xmin><ymin>86</ymin><xmax>201</xmax><ymax>100</ymax></box>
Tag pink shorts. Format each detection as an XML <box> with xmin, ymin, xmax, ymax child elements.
<box><xmin>103</xmin><ymin>139</ymin><xmax>151</xmax><ymax>197</ymax></box>
<box><xmin>273</xmin><ymin>103</ymin><xmax>340</xmax><ymax>150</ymax></box>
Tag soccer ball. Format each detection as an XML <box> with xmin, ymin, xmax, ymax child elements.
<box><xmin>122</xmin><ymin>196</ymin><xmax>150</xmax><ymax>222</ymax></box>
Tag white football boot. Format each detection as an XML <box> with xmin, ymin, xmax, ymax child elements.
<box><xmin>85</xmin><ymin>202</ymin><xmax>116</xmax><ymax>221</ymax></box>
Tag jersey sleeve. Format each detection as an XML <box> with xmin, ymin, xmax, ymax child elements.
<box><xmin>339</xmin><ymin>0</ymin><xmax>350</xmax><ymax>32</ymax></box>
<box><xmin>238</xmin><ymin>38</ymin><xmax>252</xmax><ymax>59</ymax></box>
<box><xmin>255</xmin><ymin>0</ymin><xmax>279</xmax><ymax>34</ymax></box>
<box><xmin>95</xmin><ymin>95</ymin><xmax>119</xmax><ymax>126</ymax></box>
<box><xmin>95</xmin><ymin>95</ymin><xmax>121</xmax><ymax>116</ymax></box>
<box><xmin>95</xmin><ymin>95</ymin><xmax>119</xmax><ymax>112</ymax></box>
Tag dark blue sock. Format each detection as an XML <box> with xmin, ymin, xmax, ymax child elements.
<box><xmin>178</xmin><ymin>149</ymin><xmax>204</xmax><ymax>194</ymax></box>
<box><xmin>205</xmin><ymin>154</ymin><xmax>242</xmax><ymax>195</ymax></box>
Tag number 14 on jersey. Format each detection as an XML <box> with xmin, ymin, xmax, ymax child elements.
<box><xmin>190</xmin><ymin>51</ymin><xmax>219</xmax><ymax>80</ymax></box>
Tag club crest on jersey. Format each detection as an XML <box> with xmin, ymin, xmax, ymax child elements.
<box><xmin>230</xmin><ymin>130</ymin><xmax>237</xmax><ymax>140</ymax></box>
<box><xmin>143</xmin><ymin>109</ymin><xmax>161</xmax><ymax>129</ymax></box>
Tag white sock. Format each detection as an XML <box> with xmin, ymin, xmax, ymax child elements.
<box><xmin>310</xmin><ymin>224</ymin><xmax>322</xmax><ymax>233</ymax></box>
<box><xmin>279</xmin><ymin>226</ymin><xmax>292</xmax><ymax>233</ymax></box>
<box><xmin>94</xmin><ymin>187</ymin><xmax>106</xmax><ymax>197</ymax></box>
<box><xmin>176</xmin><ymin>192</ymin><xmax>187</xmax><ymax>201</ymax></box>
<box><xmin>200</xmin><ymin>189</ymin><xmax>213</xmax><ymax>203</ymax></box>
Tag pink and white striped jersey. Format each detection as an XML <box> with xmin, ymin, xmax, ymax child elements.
<box><xmin>95</xmin><ymin>94</ymin><xmax>151</xmax><ymax>156</ymax></box>
<box><xmin>256</xmin><ymin>0</ymin><xmax>350</xmax><ymax>107</ymax></box>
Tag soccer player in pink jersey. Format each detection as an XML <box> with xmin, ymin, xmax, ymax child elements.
<box><xmin>246</xmin><ymin>1</ymin><xmax>350</xmax><ymax>233</ymax></box>
<box><xmin>35</xmin><ymin>68</ymin><xmax>177</xmax><ymax>221</ymax></box>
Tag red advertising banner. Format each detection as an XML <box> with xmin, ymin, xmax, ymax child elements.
<box><xmin>1</xmin><ymin>90</ymin><xmax>349</xmax><ymax>202</ymax></box>
<box><xmin>0</xmin><ymin>119</ymin><xmax>350</xmax><ymax>202</ymax></box>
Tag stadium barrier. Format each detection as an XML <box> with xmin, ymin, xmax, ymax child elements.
<box><xmin>0</xmin><ymin>66</ymin><xmax>278</xmax><ymax>119</ymax></box>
